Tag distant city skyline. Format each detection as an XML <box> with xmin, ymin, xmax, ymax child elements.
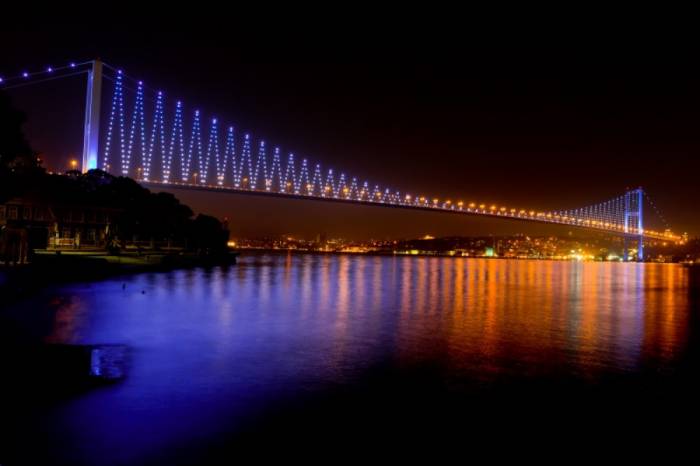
<box><xmin>228</xmin><ymin>231</ymin><xmax>690</xmax><ymax>262</ymax></box>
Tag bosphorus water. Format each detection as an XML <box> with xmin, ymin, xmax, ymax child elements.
<box><xmin>1</xmin><ymin>253</ymin><xmax>698</xmax><ymax>464</ymax></box>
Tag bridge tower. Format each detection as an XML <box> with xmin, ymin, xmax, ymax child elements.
<box><xmin>623</xmin><ymin>187</ymin><xmax>644</xmax><ymax>261</ymax></box>
<box><xmin>81</xmin><ymin>60</ymin><xmax>103</xmax><ymax>173</ymax></box>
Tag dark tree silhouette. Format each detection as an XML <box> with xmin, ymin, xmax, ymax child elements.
<box><xmin>0</xmin><ymin>93</ymin><xmax>229</xmax><ymax>254</ymax></box>
<box><xmin>0</xmin><ymin>91</ymin><xmax>37</xmax><ymax>173</ymax></box>
<box><xmin>3</xmin><ymin>167</ymin><xmax>229</xmax><ymax>253</ymax></box>
<box><xmin>189</xmin><ymin>214</ymin><xmax>230</xmax><ymax>254</ymax></box>
<box><xmin>0</xmin><ymin>92</ymin><xmax>44</xmax><ymax>205</ymax></box>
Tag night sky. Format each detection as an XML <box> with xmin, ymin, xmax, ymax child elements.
<box><xmin>2</xmin><ymin>17</ymin><xmax>699</xmax><ymax>238</ymax></box>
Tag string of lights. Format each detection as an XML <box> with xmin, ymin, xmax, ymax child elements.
<box><xmin>643</xmin><ymin>191</ymin><xmax>671</xmax><ymax>229</ymax></box>
<box><xmin>103</xmin><ymin>70</ymin><xmax>126</xmax><ymax>174</ymax></box>
<box><xmin>0</xmin><ymin>61</ymin><xmax>92</xmax><ymax>88</ymax></box>
<box><xmin>269</xmin><ymin>148</ymin><xmax>283</xmax><ymax>191</ymax></box>
<box><xmin>183</xmin><ymin>110</ymin><xmax>202</xmax><ymax>182</ymax></box>
<box><xmin>164</xmin><ymin>100</ymin><xmax>184</xmax><ymax>184</ymax></box>
<box><xmin>235</xmin><ymin>134</ymin><xmax>252</xmax><ymax>188</ymax></box>
<box><xmin>124</xmin><ymin>80</ymin><xmax>146</xmax><ymax>176</ymax></box>
<box><xmin>200</xmin><ymin>117</ymin><xmax>217</xmax><ymax>184</ymax></box>
<box><xmin>145</xmin><ymin>91</ymin><xmax>166</xmax><ymax>182</ymax></box>
<box><xmin>253</xmin><ymin>141</ymin><xmax>267</xmax><ymax>191</ymax></box>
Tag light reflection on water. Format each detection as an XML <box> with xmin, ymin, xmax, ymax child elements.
<box><xmin>3</xmin><ymin>254</ymin><xmax>694</xmax><ymax>463</ymax></box>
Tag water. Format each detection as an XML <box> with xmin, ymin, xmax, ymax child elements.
<box><xmin>1</xmin><ymin>254</ymin><xmax>699</xmax><ymax>464</ymax></box>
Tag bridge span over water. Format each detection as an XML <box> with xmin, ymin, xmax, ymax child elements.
<box><xmin>1</xmin><ymin>59</ymin><xmax>684</xmax><ymax>260</ymax></box>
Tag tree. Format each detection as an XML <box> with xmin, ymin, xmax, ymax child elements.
<box><xmin>0</xmin><ymin>92</ymin><xmax>42</xmax><ymax>204</ymax></box>
<box><xmin>188</xmin><ymin>214</ymin><xmax>230</xmax><ymax>255</ymax></box>
<box><xmin>0</xmin><ymin>91</ymin><xmax>37</xmax><ymax>173</ymax></box>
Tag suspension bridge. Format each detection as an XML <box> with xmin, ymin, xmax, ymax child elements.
<box><xmin>0</xmin><ymin>60</ymin><xmax>684</xmax><ymax>260</ymax></box>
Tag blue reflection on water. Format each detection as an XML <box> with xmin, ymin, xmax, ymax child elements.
<box><xmin>1</xmin><ymin>254</ymin><xmax>692</xmax><ymax>464</ymax></box>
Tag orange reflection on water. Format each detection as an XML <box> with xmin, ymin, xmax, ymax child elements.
<box><xmin>43</xmin><ymin>254</ymin><xmax>692</xmax><ymax>384</ymax></box>
<box><xmin>428</xmin><ymin>260</ymin><xmax>691</xmax><ymax>380</ymax></box>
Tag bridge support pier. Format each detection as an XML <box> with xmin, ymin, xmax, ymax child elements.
<box><xmin>81</xmin><ymin>60</ymin><xmax>103</xmax><ymax>173</ymax></box>
<box><xmin>622</xmin><ymin>235</ymin><xmax>644</xmax><ymax>262</ymax></box>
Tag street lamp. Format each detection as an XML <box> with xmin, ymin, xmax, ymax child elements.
<box><xmin>70</xmin><ymin>159</ymin><xmax>78</xmax><ymax>170</ymax></box>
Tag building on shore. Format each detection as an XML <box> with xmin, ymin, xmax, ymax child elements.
<box><xmin>0</xmin><ymin>197</ymin><xmax>117</xmax><ymax>264</ymax></box>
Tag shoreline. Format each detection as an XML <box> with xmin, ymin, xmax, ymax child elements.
<box><xmin>0</xmin><ymin>250</ymin><xmax>238</xmax><ymax>304</ymax></box>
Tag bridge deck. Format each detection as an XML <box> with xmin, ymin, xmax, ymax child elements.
<box><xmin>140</xmin><ymin>180</ymin><xmax>677</xmax><ymax>242</ymax></box>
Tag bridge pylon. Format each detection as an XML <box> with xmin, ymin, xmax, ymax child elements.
<box><xmin>81</xmin><ymin>59</ymin><xmax>103</xmax><ymax>173</ymax></box>
<box><xmin>623</xmin><ymin>187</ymin><xmax>644</xmax><ymax>261</ymax></box>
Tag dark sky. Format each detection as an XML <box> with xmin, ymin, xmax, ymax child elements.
<box><xmin>2</xmin><ymin>15</ymin><xmax>699</xmax><ymax>238</ymax></box>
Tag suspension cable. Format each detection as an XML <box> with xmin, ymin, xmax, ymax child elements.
<box><xmin>643</xmin><ymin>191</ymin><xmax>670</xmax><ymax>229</ymax></box>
